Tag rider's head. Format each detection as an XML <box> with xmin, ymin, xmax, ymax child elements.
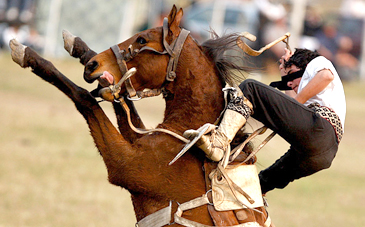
<box><xmin>284</xmin><ymin>48</ymin><xmax>321</xmax><ymax>70</ymax></box>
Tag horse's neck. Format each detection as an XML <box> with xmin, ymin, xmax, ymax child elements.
<box><xmin>162</xmin><ymin>55</ymin><xmax>225</xmax><ymax>132</ymax></box>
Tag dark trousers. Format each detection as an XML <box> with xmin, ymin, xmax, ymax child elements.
<box><xmin>239</xmin><ymin>79</ymin><xmax>339</xmax><ymax>193</ymax></box>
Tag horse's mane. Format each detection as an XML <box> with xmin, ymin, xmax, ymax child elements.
<box><xmin>201</xmin><ymin>31</ymin><xmax>253</xmax><ymax>87</ymax></box>
<box><xmin>201</xmin><ymin>32</ymin><xmax>257</xmax><ymax>162</ymax></box>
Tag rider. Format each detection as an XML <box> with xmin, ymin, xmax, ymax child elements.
<box><xmin>184</xmin><ymin>48</ymin><xmax>346</xmax><ymax>194</ymax></box>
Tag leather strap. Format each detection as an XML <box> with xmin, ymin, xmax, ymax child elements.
<box><xmin>135</xmin><ymin>202</ymin><xmax>172</xmax><ymax>227</ymax></box>
<box><xmin>174</xmin><ymin>194</ymin><xmax>260</xmax><ymax>227</ymax></box>
<box><xmin>118</xmin><ymin>97</ymin><xmax>189</xmax><ymax>143</ymax></box>
<box><xmin>216</xmin><ymin>164</ymin><xmax>255</xmax><ymax>205</ymax></box>
<box><xmin>111</xmin><ymin>44</ymin><xmax>128</xmax><ymax>75</ymax></box>
<box><xmin>204</xmin><ymin>161</ymin><xmax>241</xmax><ymax>226</ymax></box>
<box><xmin>109</xmin><ymin>17</ymin><xmax>190</xmax><ymax>101</ymax></box>
<box><xmin>161</xmin><ymin>18</ymin><xmax>190</xmax><ymax>81</ymax></box>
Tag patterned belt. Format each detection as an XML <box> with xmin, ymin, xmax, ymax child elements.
<box><xmin>308</xmin><ymin>102</ymin><xmax>343</xmax><ymax>143</ymax></box>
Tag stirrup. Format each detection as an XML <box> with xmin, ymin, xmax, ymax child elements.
<box><xmin>169</xmin><ymin>124</ymin><xmax>215</xmax><ymax>165</ymax></box>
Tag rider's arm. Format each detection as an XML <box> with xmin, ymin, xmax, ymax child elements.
<box><xmin>294</xmin><ymin>69</ymin><xmax>334</xmax><ymax>104</ymax></box>
<box><xmin>285</xmin><ymin>90</ymin><xmax>297</xmax><ymax>98</ymax></box>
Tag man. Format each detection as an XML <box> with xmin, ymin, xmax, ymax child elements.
<box><xmin>184</xmin><ymin>48</ymin><xmax>346</xmax><ymax>194</ymax></box>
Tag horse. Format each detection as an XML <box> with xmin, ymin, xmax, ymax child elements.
<box><xmin>10</xmin><ymin>5</ymin><xmax>273</xmax><ymax>227</ymax></box>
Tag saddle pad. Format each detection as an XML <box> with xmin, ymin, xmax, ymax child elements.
<box><xmin>211</xmin><ymin>164</ymin><xmax>264</xmax><ymax>211</ymax></box>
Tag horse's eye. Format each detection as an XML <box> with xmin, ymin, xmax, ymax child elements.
<box><xmin>137</xmin><ymin>37</ymin><xmax>147</xmax><ymax>45</ymax></box>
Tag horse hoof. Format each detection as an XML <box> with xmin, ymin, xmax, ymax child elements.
<box><xmin>62</xmin><ymin>29</ymin><xmax>76</xmax><ymax>56</ymax></box>
<box><xmin>9</xmin><ymin>39</ymin><xmax>27</xmax><ymax>68</ymax></box>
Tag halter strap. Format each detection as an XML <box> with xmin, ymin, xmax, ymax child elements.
<box><xmin>109</xmin><ymin>17</ymin><xmax>190</xmax><ymax>100</ymax></box>
<box><xmin>110</xmin><ymin>45</ymin><xmax>128</xmax><ymax>74</ymax></box>
<box><xmin>161</xmin><ymin>18</ymin><xmax>191</xmax><ymax>81</ymax></box>
<box><xmin>110</xmin><ymin>45</ymin><xmax>137</xmax><ymax>99</ymax></box>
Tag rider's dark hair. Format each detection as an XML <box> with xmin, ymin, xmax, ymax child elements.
<box><xmin>284</xmin><ymin>48</ymin><xmax>321</xmax><ymax>70</ymax></box>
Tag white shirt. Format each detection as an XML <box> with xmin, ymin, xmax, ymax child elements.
<box><xmin>298</xmin><ymin>56</ymin><xmax>346</xmax><ymax>128</ymax></box>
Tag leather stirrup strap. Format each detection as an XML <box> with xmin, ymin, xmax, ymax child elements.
<box><xmin>204</xmin><ymin>161</ymin><xmax>241</xmax><ymax>226</ymax></box>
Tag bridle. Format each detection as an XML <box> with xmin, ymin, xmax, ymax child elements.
<box><xmin>95</xmin><ymin>17</ymin><xmax>192</xmax><ymax>144</ymax></box>
<box><xmin>104</xmin><ymin>17</ymin><xmax>190</xmax><ymax>101</ymax></box>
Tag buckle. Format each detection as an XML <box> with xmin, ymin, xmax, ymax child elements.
<box><xmin>127</xmin><ymin>94</ymin><xmax>142</xmax><ymax>101</ymax></box>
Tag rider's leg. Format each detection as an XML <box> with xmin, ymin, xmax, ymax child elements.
<box><xmin>184</xmin><ymin>88</ymin><xmax>253</xmax><ymax>161</ymax></box>
<box><xmin>239</xmin><ymin>79</ymin><xmax>339</xmax><ymax>193</ymax></box>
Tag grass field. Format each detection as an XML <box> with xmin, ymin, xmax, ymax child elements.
<box><xmin>1</xmin><ymin>52</ymin><xmax>364</xmax><ymax>227</ymax></box>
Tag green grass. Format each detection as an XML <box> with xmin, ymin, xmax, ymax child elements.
<box><xmin>1</xmin><ymin>52</ymin><xmax>364</xmax><ymax>226</ymax></box>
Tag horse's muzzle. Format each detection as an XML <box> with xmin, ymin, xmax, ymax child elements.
<box><xmin>84</xmin><ymin>60</ymin><xmax>100</xmax><ymax>83</ymax></box>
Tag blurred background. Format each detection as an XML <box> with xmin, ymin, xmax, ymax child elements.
<box><xmin>0</xmin><ymin>0</ymin><xmax>364</xmax><ymax>80</ymax></box>
<box><xmin>0</xmin><ymin>0</ymin><xmax>364</xmax><ymax>226</ymax></box>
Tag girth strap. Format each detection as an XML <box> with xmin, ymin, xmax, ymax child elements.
<box><xmin>137</xmin><ymin>194</ymin><xmax>263</xmax><ymax>227</ymax></box>
<box><xmin>136</xmin><ymin>202</ymin><xmax>172</xmax><ymax>227</ymax></box>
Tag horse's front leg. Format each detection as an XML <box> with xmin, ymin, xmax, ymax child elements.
<box><xmin>10</xmin><ymin>39</ymin><xmax>89</xmax><ymax>104</ymax></box>
<box><xmin>62</xmin><ymin>30</ymin><xmax>145</xmax><ymax>143</ymax></box>
<box><xmin>10</xmin><ymin>40</ymin><xmax>135</xmax><ymax>185</ymax></box>
<box><xmin>63</xmin><ymin>30</ymin><xmax>97</xmax><ymax>65</ymax></box>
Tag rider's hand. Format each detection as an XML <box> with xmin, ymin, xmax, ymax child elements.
<box><xmin>279</xmin><ymin>48</ymin><xmax>293</xmax><ymax>76</ymax></box>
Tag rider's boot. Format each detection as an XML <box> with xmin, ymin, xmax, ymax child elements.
<box><xmin>184</xmin><ymin>92</ymin><xmax>253</xmax><ymax>161</ymax></box>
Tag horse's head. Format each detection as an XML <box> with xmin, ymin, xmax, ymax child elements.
<box><xmin>83</xmin><ymin>5</ymin><xmax>187</xmax><ymax>101</ymax></box>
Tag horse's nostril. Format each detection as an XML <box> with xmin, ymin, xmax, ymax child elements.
<box><xmin>85</xmin><ymin>60</ymin><xmax>99</xmax><ymax>73</ymax></box>
<box><xmin>84</xmin><ymin>60</ymin><xmax>99</xmax><ymax>83</ymax></box>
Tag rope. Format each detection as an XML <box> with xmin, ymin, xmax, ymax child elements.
<box><xmin>118</xmin><ymin>97</ymin><xmax>189</xmax><ymax>143</ymax></box>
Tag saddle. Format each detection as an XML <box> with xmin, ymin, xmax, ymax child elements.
<box><xmin>204</xmin><ymin>152</ymin><xmax>272</xmax><ymax>227</ymax></box>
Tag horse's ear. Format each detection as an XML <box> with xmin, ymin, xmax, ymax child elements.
<box><xmin>167</xmin><ymin>5</ymin><xmax>183</xmax><ymax>37</ymax></box>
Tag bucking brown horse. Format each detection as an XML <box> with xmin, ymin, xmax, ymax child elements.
<box><xmin>10</xmin><ymin>5</ymin><xmax>274</xmax><ymax>227</ymax></box>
